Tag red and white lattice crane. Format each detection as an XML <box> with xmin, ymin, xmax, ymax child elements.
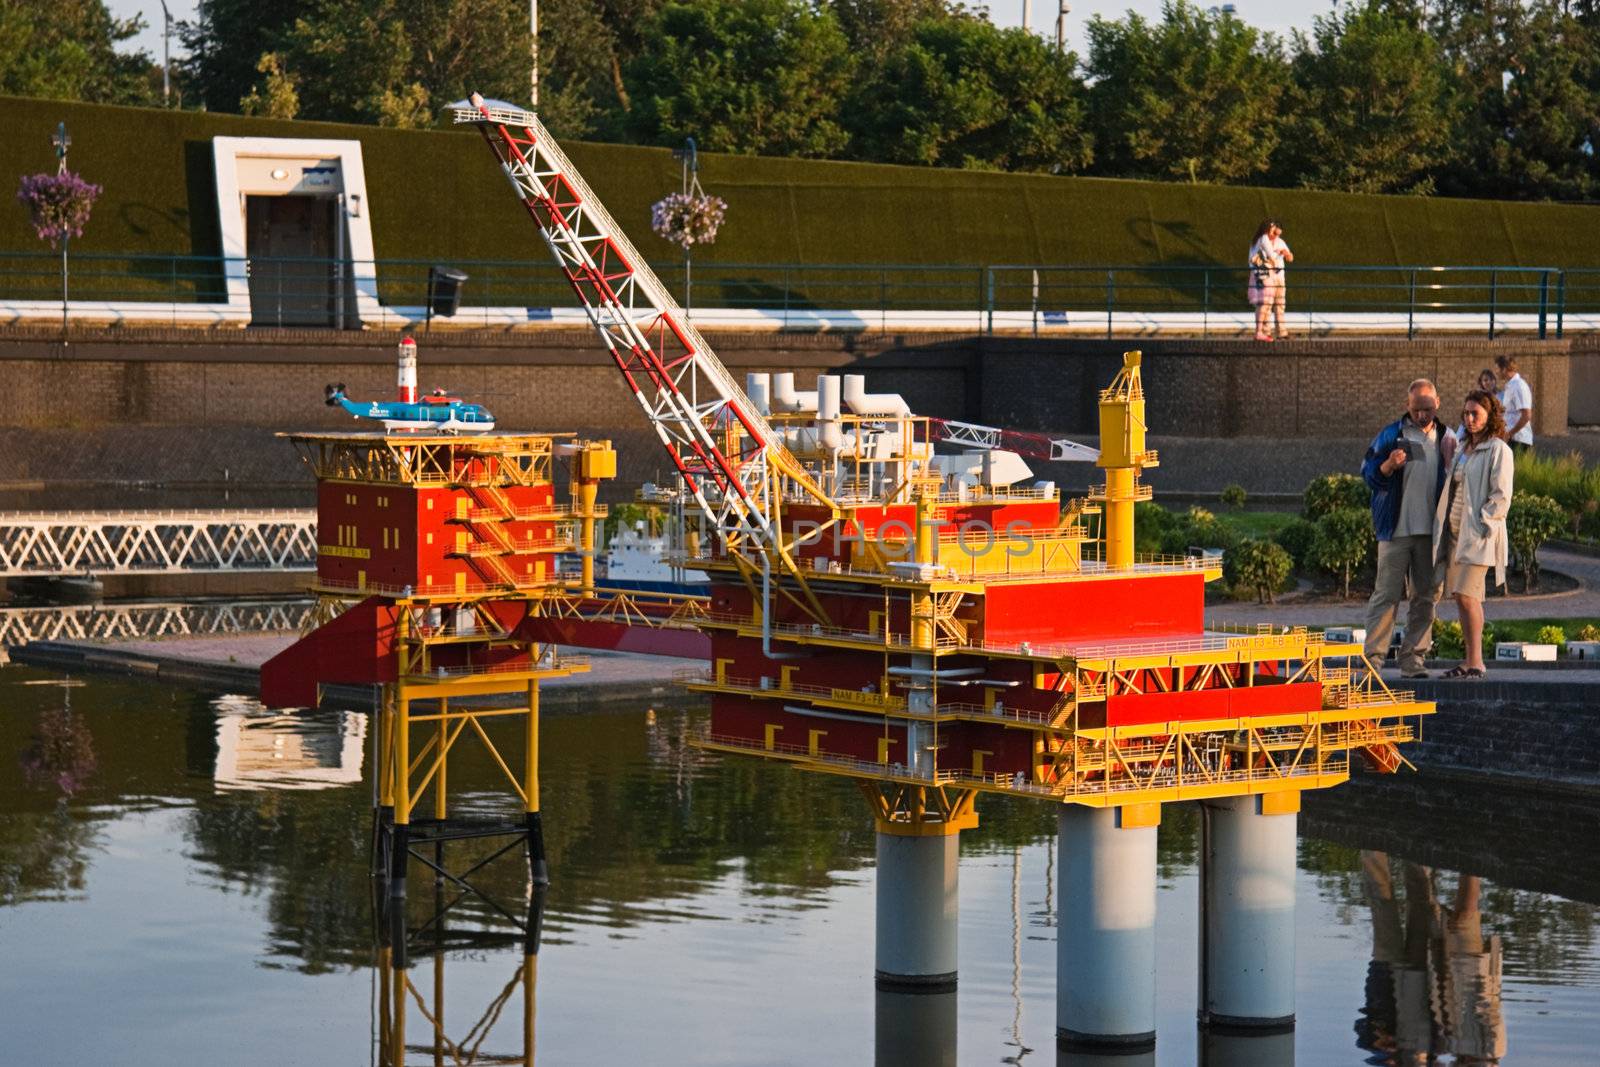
<box><xmin>455</xmin><ymin>96</ymin><xmax>835</xmax><ymax>571</ymax></box>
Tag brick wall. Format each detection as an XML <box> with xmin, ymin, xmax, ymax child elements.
<box><xmin>0</xmin><ymin>327</ymin><xmax>1571</xmax><ymax>496</ymax></box>
<box><xmin>973</xmin><ymin>336</ymin><xmax>1572</xmax><ymax>438</ymax></box>
<box><xmin>1398</xmin><ymin>677</ymin><xmax>1600</xmax><ymax>790</ymax></box>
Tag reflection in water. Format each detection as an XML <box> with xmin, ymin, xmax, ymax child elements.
<box><xmin>1</xmin><ymin>674</ymin><xmax>1598</xmax><ymax>1066</ymax></box>
<box><xmin>1198</xmin><ymin>1028</ymin><xmax>1295</xmax><ymax>1066</ymax></box>
<box><xmin>374</xmin><ymin>885</ymin><xmax>545</xmax><ymax>1067</ymax></box>
<box><xmin>17</xmin><ymin>679</ymin><xmax>97</xmax><ymax>796</ymax></box>
<box><xmin>1357</xmin><ymin>851</ymin><xmax>1506</xmax><ymax>1065</ymax></box>
<box><xmin>1056</xmin><ymin>1050</ymin><xmax>1154</xmax><ymax>1067</ymax></box>
<box><xmin>875</xmin><ymin>988</ymin><xmax>956</xmax><ymax>1067</ymax></box>
<box><xmin>212</xmin><ymin>695</ymin><xmax>365</xmax><ymax>792</ymax></box>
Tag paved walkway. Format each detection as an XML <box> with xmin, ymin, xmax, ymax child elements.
<box><xmin>1207</xmin><ymin>546</ymin><xmax>1600</xmax><ymax>628</ymax></box>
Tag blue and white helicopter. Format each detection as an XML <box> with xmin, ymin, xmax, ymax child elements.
<box><xmin>324</xmin><ymin>337</ymin><xmax>496</xmax><ymax>433</ymax></box>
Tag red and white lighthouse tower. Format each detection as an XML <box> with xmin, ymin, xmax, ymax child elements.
<box><xmin>396</xmin><ymin>336</ymin><xmax>418</xmax><ymax>403</ymax></box>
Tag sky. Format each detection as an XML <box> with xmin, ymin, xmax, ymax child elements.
<box><xmin>109</xmin><ymin>0</ymin><xmax>1335</xmax><ymax>75</ymax></box>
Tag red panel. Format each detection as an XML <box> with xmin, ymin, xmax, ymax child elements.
<box><xmin>1104</xmin><ymin>681</ymin><xmax>1324</xmax><ymax>728</ymax></box>
<box><xmin>709</xmin><ymin>698</ymin><xmax>898</xmax><ymax>764</ymax></box>
<box><xmin>260</xmin><ymin>595</ymin><xmax>398</xmax><ymax>708</ymax></box>
<box><xmin>982</xmin><ymin>572</ymin><xmax>1204</xmax><ymax>647</ymax></box>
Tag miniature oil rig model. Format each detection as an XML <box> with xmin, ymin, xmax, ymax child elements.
<box><xmin>262</xmin><ymin>94</ymin><xmax>1433</xmax><ymax>1053</ymax></box>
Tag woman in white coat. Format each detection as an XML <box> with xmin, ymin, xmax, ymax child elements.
<box><xmin>1433</xmin><ymin>389</ymin><xmax>1515</xmax><ymax>678</ymax></box>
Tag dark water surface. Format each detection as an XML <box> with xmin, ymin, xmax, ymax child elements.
<box><xmin>1</xmin><ymin>668</ymin><xmax>1596</xmax><ymax>1066</ymax></box>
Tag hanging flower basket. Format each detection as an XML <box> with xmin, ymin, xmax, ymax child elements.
<box><xmin>17</xmin><ymin>171</ymin><xmax>102</xmax><ymax>248</ymax></box>
<box><xmin>651</xmin><ymin>192</ymin><xmax>727</xmax><ymax>251</ymax></box>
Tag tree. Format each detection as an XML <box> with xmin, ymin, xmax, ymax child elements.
<box><xmin>239</xmin><ymin>53</ymin><xmax>300</xmax><ymax>119</ymax></box>
<box><xmin>1507</xmin><ymin>491</ymin><xmax>1567</xmax><ymax>592</ymax></box>
<box><xmin>1086</xmin><ymin>1</ymin><xmax>1290</xmax><ymax>184</ymax></box>
<box><xmin>1475</xmin><ymin>2</ymin><xmax>1600</xmax><ymax>201</ymax></box>
<box><xmin>623</xmin><ymin>0</ymin><xmax>854</xmax><ymax>157</ymax></box>
<box><xmin>0</xmin><ymin>0</ymin><xmax>156</xmax><ymax>105</ymax></box>
<box><xmin>827</xmin><ymin>0</ymin><xmax>966</xmax><ymax>62</ymax></box>
<box><xmin>845</xmin><ymin>17</ymin><xmax>1093</xmax><ymax>173</ymax></box>
<box><xmin>1276</xmin><ymin>2</ymin><xmax>1448</xmax><ymax>194</ymax></box>
<box><xmin>1303</xmin><ymin>472</ymin><xmax>1371</xmax><ymax>519</ymax></box>
<box><xmin>1310</xmin><ymin>506</ymin><xmax>1373</xmax><ymax>598</ymax></box>
<box><xmin>184</xmin><ymin>0</ymin><xmax>538</xmax><ymax>127</ymax></box>
<box><xmin>180</xmin><ymin>0</ymin><xmax>315</xmax><ymax>114</ymax></box>
<box><xmin>274</xmin><ymin>3</ymin><xmax>433</xmax><ymax>128</ymax></box>
<box><xmin>1224</xmin><ymin>538</ymin><xmax>1293</xmax><ymax>603</ymax></box>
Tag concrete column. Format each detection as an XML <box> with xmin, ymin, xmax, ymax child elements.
<box><xmin>1057</xmin><ymin>805</ymin><xmax>1158</xmax><ymax>1053</ymax></box>
<box><xmin>876</xmin><ymin>830</ymin><xmax>959</xmax><ymax>991</ymax></box>
<box><xmin>874</xmin><ymin>988</ymin><xmax>956</xmax><ymax>1067</ymax></box>
<box><xmin>1199</xmin><ymin>794</ymin><xmax>1298</xmax><ymax>1032</ymax></box>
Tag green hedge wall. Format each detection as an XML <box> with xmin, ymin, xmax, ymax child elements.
<box><xmin>4</xmin><ymin>94</ymin><xmax>1599</xmax><ymax>272</ymax></box>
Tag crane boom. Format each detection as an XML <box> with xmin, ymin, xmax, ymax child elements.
<box><xmin>454</xmin><ymin>98</ymin><xmax>834</xmax><ymax>563</ymax></box>
<box><xmin>928</xmin><ymin>417</ymin><xmax>1100</xmax><ymax>463</ymax></box>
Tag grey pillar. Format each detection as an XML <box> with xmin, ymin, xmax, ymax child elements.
<box><xmin>876</xmin><ymin>831</ymin><xmax>959</xmax><ymax>990</ymax></box>
<box><xmin>875</xmin><ymin>988</ymin><xmax>957</xmax><ymax>1067</ymax></box>
<box><xmin>1199</xmin><ymin>795</ymin><xmax>1298</xmax><ymax>1031</ymax></box>
<box><xmin>1057</xmin><ymin>805</ymin><xmax>1158</xmax><ymax>1052</ymax></box>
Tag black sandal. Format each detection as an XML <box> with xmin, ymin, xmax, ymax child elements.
<box><xmin>1441</xmin><ymin>665</ymin><xmax>1471</xmax><ymax>678</ymax></box>
<box><xmin>1464</xmin><ymin>667</ymin><xmax>1486</xmax><ymax>679</ymax></box>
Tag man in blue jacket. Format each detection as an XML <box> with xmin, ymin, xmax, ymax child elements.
<box><xmin>1361</xmin><ymin>379</ymin><xmax>1456</xmax><ymax>677</ymax></box>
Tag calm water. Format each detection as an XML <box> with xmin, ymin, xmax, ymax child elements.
<box><xmin>1</xmin><ymin>668</ymin><xmax>1596</xmax><ymax>1066</ymax></box>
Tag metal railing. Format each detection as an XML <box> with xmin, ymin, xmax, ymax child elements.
<box><xmin>1</xmin><ymin>249</ymin><xmax>1594</xmax><ymax>337</ymax></box>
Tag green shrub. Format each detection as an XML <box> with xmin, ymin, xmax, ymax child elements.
<box><xmin>1223</xmin><ymin>539</ymin><xmax>1294</xmax><ymax>603</ymax></box>
<box><xmin>1220</xmin><ymin>484</ymin><xmax>1248</xmax><ymax>510</ymax></box>
<box><xmin>1310</xmin><ymin>506</ymin><xmax>1373</xmax><ymax>598</ymax></box>
<box><xmin>1134</xmin><ymin>500</ymin><xmax>1178</xmax><ymax>556</ymax></box>
<box><xmin>1272</xmin><ymin>517</ymin><xmax>1319</xmax><ymax>570</ymax></box>
<box><xmin>1158</xmin><ymin>505</ymin><xmax>1240</xmax><ymax>555</ymax></box>
<box><xmin>1536</xmin><ymin>625</ymin><xmax>1567</xmax><ymax>648</ymax></box>
<box><xmin>1513</xmin><ymin>450</ymin><xmax>1600</xmax><ymax>537</ymax></box>
<box><xmin>1432</xmin><ymin>619</ymin><xmax>1465</xmax><ymax>660</ymax></box>
<box><xmin>1304</xmin><ymin>472</ymin><xmax>1371</xmax><ymax>520</ymax></box>
<box><xmin>1507</xmin><ymin>492</ymin><xmax>1568</xmax><ymax>593</ymax></box>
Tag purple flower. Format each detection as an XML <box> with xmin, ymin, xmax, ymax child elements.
<box><xmin>651</xmin><ymin>192</ymin><xmax>727</xmax><ymax>251</ymax></box>
<box><xmin>17</xmin><ymin>170</ymin><xmax>102</xmax><ymax>248</ymax></box>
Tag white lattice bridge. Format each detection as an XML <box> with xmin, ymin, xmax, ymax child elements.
<box><xmin>0</xmin><ymin>510</ymin><xmax>318</xmax><ymax>576</ymax></box>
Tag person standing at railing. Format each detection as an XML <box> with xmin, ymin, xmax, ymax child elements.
<box><xmin>1362</xmin><ymin>379</ymin><xmax>1455</xmax><ymax>679</ymax></box>
<box><xmin>1494</xmin><ymin>354</ymin><xmax>1534</xmax><ymax>454</ymax></box>
<box><xmin>1248</xmin><ymin>219</ymin><xmax>1293</xmax><ymax>341</ymax></box>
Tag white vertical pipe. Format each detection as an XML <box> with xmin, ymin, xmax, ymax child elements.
<box><xmin>817</xmin><ymin>374</ymin><xmax>842</xmax><ymax>452</ymax></box>
<box><xmin>875</xmin><ymin>831</ymin><xmax>959</xmax><ymax>990</ymax></box>
<box><xmin>745</xmin><ymin>372</ymin><xmax>771</xmax><ymax>416</ymax></box>
<box><xmin>1057</xmin><ymin>805</ymin><xmax>1157</xmax><ymax>1052</ymax></box>
<box><xmin>1199</xmin><ymin>796</ymin><xmax>1297</xmax><ymax>1031</ymax></box>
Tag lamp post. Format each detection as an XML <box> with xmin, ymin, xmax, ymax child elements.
<box><xmin>159</xmin><ymin>0</ymin><xmax>172</xmax><ymax>104</ymax></box>
<box><xmin>672</xmin><ymin>138</ymin><xmax>699</xmax><ymax>314</ymax></box>
<box><xmin>530</xmin><ymin>0</ymin><xmax>539</xmax><ymax>109</ymax></box>
<box><xmin>52</xmin><ymin>122</ymin><xmax>71</xmax><ymax>338</ymax></box>
<box><xmin>1056</xmin><ymin>1</ymin><xmax>1071</xmax><ymax>53</ymax></box>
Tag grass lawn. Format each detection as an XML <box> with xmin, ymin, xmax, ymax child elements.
<box><xmin>1215</xmin><ymin>510</ymin><xmax>1297</xmax><ymax>539</ymax></box>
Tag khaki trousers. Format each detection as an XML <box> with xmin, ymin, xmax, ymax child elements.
<box><xmin>1363</xmin><ymin>534</ymin><xmax>1442</xmax><ymax>672</ymax></box>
